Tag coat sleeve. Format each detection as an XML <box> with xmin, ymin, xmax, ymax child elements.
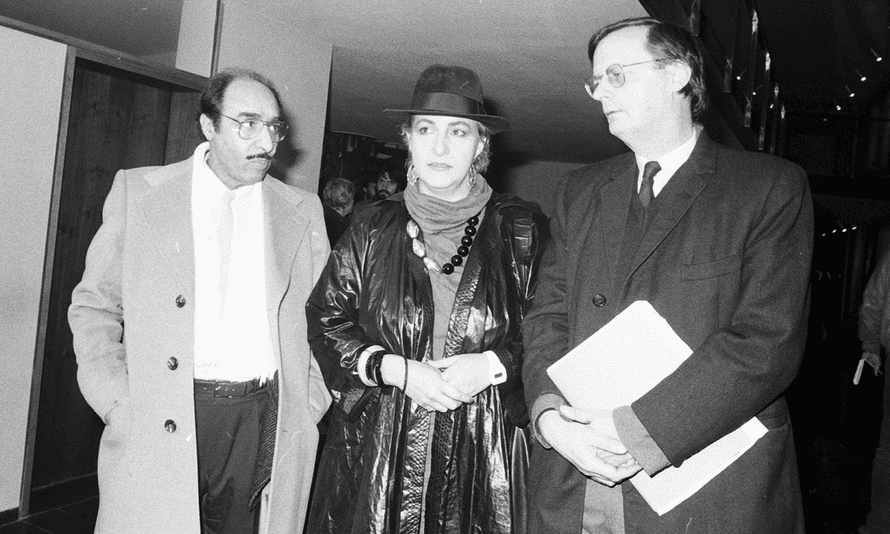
<box><xmin>633</xmin><ymin>162</ymin><xmax>814</xmax><ymax>466</ymax></box>
<box><xmin>859</xmin><ymin>253</ymin><xmax>890</xmax><ymax>355</ymax></box>
<box><xmin>490</xmin><ymin>204</ymin><xmax>551</xmax><ymax>427</ymax></box>
<box><xmin>304</xmin><ymin>195</ymin><xmax>334</xmax><ymax>423</ymax></box>
<box><xmin>522</xmin><ymin>173</ymin><xmax>574</xmax><ymax>440</ymax></box>
<box><xmin>68</xmin><ymin>169</ymin><xmax>130</xmax><ymax>423</ymax></box>
<box><xmin>306</xmin><ymin>217</ymin><xmax>381</xmax><ymax>418</ymax></box>
<box><xmin>491</xmin><ymin>206</ymin><xmax>551</xmax><ymax>381</ymax></box>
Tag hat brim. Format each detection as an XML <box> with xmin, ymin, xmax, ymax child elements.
<box><xmin>383</xmin><ymin>108</ymin><xmax>509</xmax><ymax>134</ymax></box>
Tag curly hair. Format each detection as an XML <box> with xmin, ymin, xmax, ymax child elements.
<box><xmin>322</xmin><ymin>178</ymin><xmax>355</xmax><ymax>212</ymax></box>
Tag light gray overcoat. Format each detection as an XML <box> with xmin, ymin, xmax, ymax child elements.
<box><xmin>69</xmin><ymin>155</ymin><xmax>331</xmax><ymax>533</ymax></box>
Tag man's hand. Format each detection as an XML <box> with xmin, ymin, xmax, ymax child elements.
<box><xmin>863</xmin><ymin>351</ymin><xmax>883</xmax><ymax>376</ymax></box>
<box><xmin>538</xmin><ymin>408</ymin><xmax>642</xmax><ymax>486</ymax></box>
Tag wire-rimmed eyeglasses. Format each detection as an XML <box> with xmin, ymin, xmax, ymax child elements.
<box><xmin>584</xmin><ymin>59</ymin><xmax>666</xmax><ymax>98</ymax></box>
<box><xmin>220</xmin><ymin>113</ymin><xmax>289</xmax><ymax>142</ymax></box>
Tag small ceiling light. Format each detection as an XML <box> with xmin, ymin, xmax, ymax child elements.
<box><xmin>871</xmin><ymin>48</ymin><xmax>883</xmax><ymax>62</ymax></box>
<box><xmin>845</xmin><ymin>85</ymin><xmax>855</xmax><ymax>98</ymax></box>
<box><xmin>855</xmin><ymin>68</ymin><xmax>866</xmax><ymax>82</ymax></box>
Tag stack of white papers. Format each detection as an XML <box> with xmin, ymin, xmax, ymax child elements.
<box><xmin>546</xmin><ymin>300</ymin><xmax>767</xmax><ymax>515</ymax></box>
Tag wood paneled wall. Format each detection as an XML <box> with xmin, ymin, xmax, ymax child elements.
<box><xmin>30</xmin><ymin>58</ymin><xmax>204</xmax><ymax>510</ymax></box>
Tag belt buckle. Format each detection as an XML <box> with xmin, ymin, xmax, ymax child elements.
<box><xmin>214</xmin><ymin>381</ymin><xmax>247</xmax><ymax>397</ymax></box>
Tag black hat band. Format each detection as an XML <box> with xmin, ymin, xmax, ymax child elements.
<box><xmin>409</xmin><ymin>92</ymin><xmax>487</xmax><ymax>116</ymax></box>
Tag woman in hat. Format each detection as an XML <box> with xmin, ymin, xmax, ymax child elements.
<box><xmin>306</xmin><ymin>64</ymin><xmax>550</xmax><ymax>533</ymax></box>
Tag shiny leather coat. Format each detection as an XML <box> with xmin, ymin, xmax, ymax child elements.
<box><xmin>306</xmin><ymin>193</ymin><xmax>549</xmax><ymax>534</ymax></box>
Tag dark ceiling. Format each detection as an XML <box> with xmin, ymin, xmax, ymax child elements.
<box><xmin>1</xmin><ymin>0</ymin><xmax>889</xmax><ymax>163</ymax></box>
<box><xmin>757</xmin><ymin>0</ymin><xmax>889</xmax><ymax>115</ymax></box>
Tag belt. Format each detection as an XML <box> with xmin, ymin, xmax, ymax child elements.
<box><xmin>194</xmin><ymin>377</ymin><xmax>268</xmax><ymax>398</ymax></box>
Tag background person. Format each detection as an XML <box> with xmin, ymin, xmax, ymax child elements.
<box><xmin>858</xmin><ymin>251</ymin><xmax>890</xmax><ymax>534</ymax></box>
<box><xmin>305</xmin><ymin>64</ymin><xmax>550</xmax><ymax>533</ymax></box>
<box><xmin>321</xmin><ymin>177</ymin><xmax>355</xmax><ymax>246</ymax></box>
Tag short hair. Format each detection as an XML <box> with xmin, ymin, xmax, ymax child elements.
<box><xmin>587</xmin><ymin>17</ymin><xmax>708</xmax><ymax>121</ymax></box>
<box><xmin>398</xmin><ymin>117</ymin><xmax>492</xmax><ymax>174</ymax></box>
<box><xmin>199</xmin><ymin>68</ymin><xmax>284</xmax><ymax>129</ymax></box>
<box><xmin>322</xmin><ymin>178</ymin><xmax>355</xmax><ymax>211</ymax></box>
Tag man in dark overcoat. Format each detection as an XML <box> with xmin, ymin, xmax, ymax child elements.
<box><xmin>523</xmin><ymin>17</ymin><xmax>813</xmax><ymax>533</ymax></box>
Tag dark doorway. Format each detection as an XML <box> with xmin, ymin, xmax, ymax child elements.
<box><xmin>28</xmin><ymin>57</ymin><xmax>204</xmax><ymax>514</ymax></box>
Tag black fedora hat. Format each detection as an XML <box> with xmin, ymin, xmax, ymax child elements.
<box><xmin>383</xmin><ymin>64</ymin><xmax>509</xmax><ymax>134</ymax></box>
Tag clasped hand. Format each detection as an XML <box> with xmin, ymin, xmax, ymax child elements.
<box><xmin>539</xmin><ymin>405</ymin><xmax>642</xmax><ymax>487</ymax></box>
<box><xmin>387</xmin><ymin>353</ymin><xmax>490</xmax><ymax>413</ymax></box>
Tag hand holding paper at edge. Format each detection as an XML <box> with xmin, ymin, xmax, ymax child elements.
<box><xmin>545</xmin><ymin>300</ymin><xmax>769</xmax><ymax>515</ymax></box>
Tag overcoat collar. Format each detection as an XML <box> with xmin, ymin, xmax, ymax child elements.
<box><xmin>600</xmin><ymin>132</ymin><xmax>717</xmax><ymax>288</ymax></box>
<box><xmin>134</xmin><ymin>155</ymin><xmax>307</xmax><ymax>323</ymax></box>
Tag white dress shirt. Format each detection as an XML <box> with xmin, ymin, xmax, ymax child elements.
<box><xmin>191</xmin><ymin>142</ymin><xmax>275</xmax><ymax>381</ymax></box>
<box><xmin>635</xmin><ymin>125</ymin><xmax>701</xmax><ymax>198</ymax></box>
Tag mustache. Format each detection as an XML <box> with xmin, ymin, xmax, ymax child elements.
<box><xmin>247</xmin><ymin>152</ymin><xmax>274</xmax><ymax>161</ymax></box>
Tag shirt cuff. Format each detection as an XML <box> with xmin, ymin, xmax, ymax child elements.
<box><xmin>530</xmin><ymin>393</ymin><xmax>567</xmax><ymax>449</ymax></box>
<box><xmin>483</xmin><ymin>350</ymin><xmax>507</xmax><ymax>385</ymax></box>
<box><xmin>357</xmin><ymin>345</ymin><xmax>386</xmax><ymax>387</ymax></box>
<box><xmin>614</xmin><ymin>405</ymin><xmax>671</xmax><ymax>476</ymax></box>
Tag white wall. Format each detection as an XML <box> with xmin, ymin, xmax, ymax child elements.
<box><xmin>216</xmin><ymin>0</ymin><xmax>332</xmax><ymax>194</ymax></box>
<box><xmin>0</xmin><ymin>25</ymin><xmax>67</xmax><ymax>513</ymax></box>
<box><xmin>499</xmin><ymin>159</ymin><xmax>585</xmax><ymax>219</ymax></box>
<box><xmin>175</xmin><ymin>0</ymin><xmax>218</xmax><ymax>76</ymax></box>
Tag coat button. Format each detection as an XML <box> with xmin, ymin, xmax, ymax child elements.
<box><xmin>167</xmin><ymin>357</ymin><xmax>178</xmax><ymax>370</ymax></box>
<box><xmin>165</xmin><ymin>419</ymin><xmax>177</xmax><ymax>433</ymax></box>
<box><xmin>592</xmin><ymin>294</ymin><xmax>607</xmax><ymax>307</ymax></box>
<box><xmin>175</xmin><ymin>295</ymin><xmax>186</xmax><ymax>308</ymax></box>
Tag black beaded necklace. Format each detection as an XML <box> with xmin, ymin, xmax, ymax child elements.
<box><xmin>406</xmin><ymin>211</ymin><xmax>481</xmax><ymax>275</ymax></box>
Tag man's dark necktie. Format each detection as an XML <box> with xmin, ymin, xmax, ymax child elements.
<box><xmin>639</xmin><ymin>161</ymin><xmax>661</xmax><ymax>208</ymax></box>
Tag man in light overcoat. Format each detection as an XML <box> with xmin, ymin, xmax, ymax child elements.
<box><xmin>69</xmin><ymin>68</ymin><xmax>331</xmax><ymax>534</ymax></box>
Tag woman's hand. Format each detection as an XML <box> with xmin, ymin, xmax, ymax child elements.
<box><xmin>428</xmin><ymin>353</ymin><xmax>491</xmax><ymax>398</ymax></box>
<box><xmin>382</xmin><ymin>356</ymin><xmax>474</xmax><ymax>412</ymax></box>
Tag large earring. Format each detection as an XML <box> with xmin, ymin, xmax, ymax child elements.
<box><xmin>467</xmin><ymin>166</ymin><xmax>478</xmax><ymax>187</ymax></box>
<box><xmin>407</xmin><ymin>164</ymin><xmax>419</xmax><ymax>186</ymax></box>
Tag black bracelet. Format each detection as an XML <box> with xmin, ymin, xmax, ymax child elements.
<box><xmin>364</xmin><ymin>351</ymin><xmax>378</xmax><ymax>385</ymax></box>
<box><xmin>368</xmin><ymin>350</ymin><xmax>386</xmax><ymax>387</ymax></box>
<box><xmin>401</xmin><ymin>357</ymin><xmax>408</xmax><ymax>392</ymax></box>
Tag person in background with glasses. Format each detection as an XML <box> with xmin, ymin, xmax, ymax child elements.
<box><xmin>523</xmin><ymin>17</ymin><xmax>813</xmax><ymax>533</ymax></box>
<box><xmin>69</xmin><ymin>68</ymin><xmax>331</xmax><ymax>534</ymax></box>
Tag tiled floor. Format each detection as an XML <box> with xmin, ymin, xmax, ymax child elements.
<box><xmin>0</xmin><ymin>497</ymin><xmax>97</xmax><ymax>534</ymax></box>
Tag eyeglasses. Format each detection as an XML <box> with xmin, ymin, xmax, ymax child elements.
<box><xmin>584</xmin><ymin>59</ymin><xmax>666</xmax><ymax>98</ymax></box>
<box><xmin>220</xmin><ymin>113</ymin><xmax>289</xmax><ymax>142</ymax></box>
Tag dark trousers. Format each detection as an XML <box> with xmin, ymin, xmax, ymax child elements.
<box><xmin>194</xmin><ymin>379</ymin><xmax>269</xmax><ymax>534</ymax></box>
<box><xmin>863</xmin><ymin>372</ymin><xmax>890</xmax><ymax>533</ymax></box>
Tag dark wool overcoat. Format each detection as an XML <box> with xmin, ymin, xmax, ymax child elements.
<box><xmin>523</xmin><ymin>132</ymin><xmax>813</xmax><ymax>533</ymax></box>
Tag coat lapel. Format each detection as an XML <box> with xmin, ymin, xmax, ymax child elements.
<box><xmin>263</xmin><ymin>179</ymin><xmax>306</xmax><ymax>322</ymax></box>
<box><xmin>599</xmin><ymin>162</ymin><xmax>637</xmax><ymax>289</ymax></box>
<box><xmin>628</xmin><ymin>134</ymin><xmax>716</xmax><ymax>278</ymax></box>
<box><xmin>135</xmin><ymin>159</ymin><xmax>195</xmax><ymax>292</ymax></box>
